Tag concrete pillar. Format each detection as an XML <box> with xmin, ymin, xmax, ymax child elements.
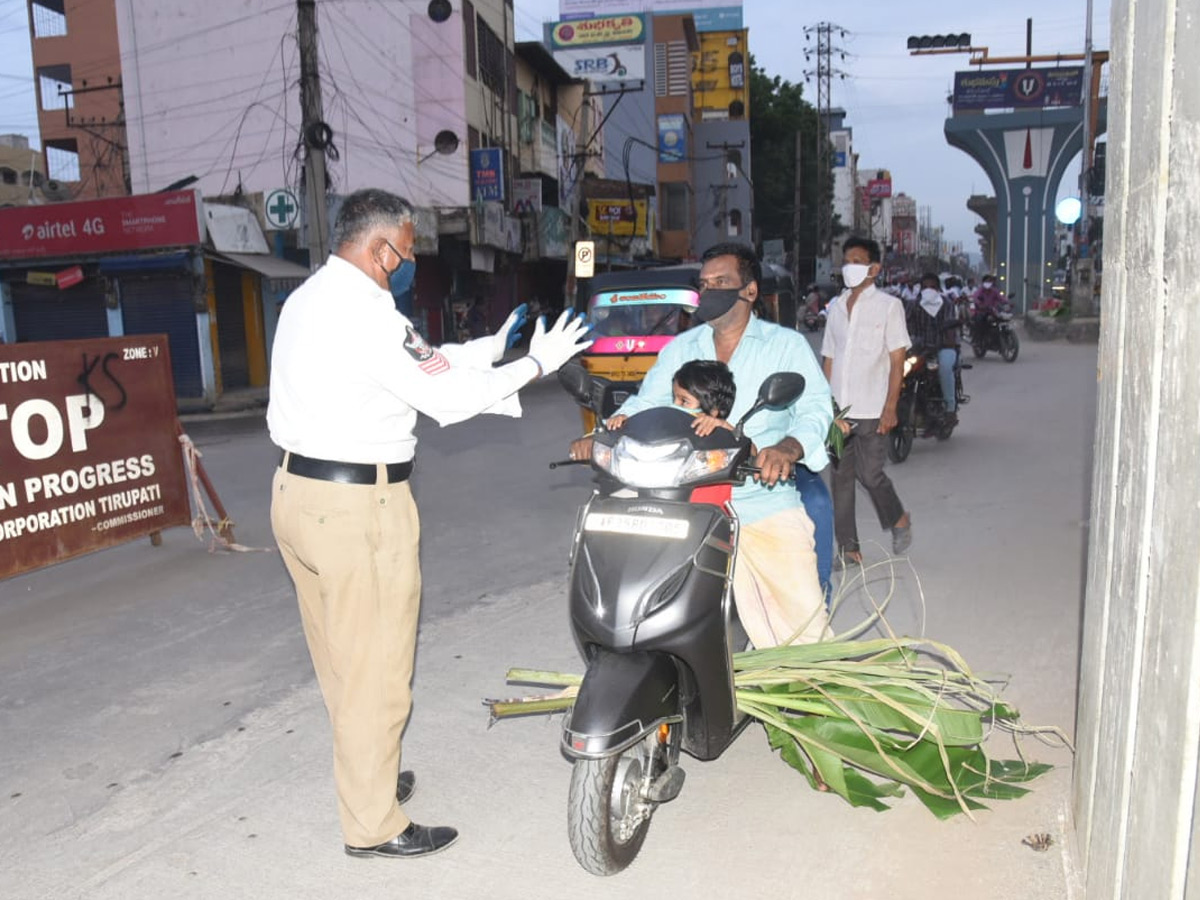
<box><xmin>1073</xmin><ymin>1</ymin><xmax>1200</xmax><ymax>897</ymax></box>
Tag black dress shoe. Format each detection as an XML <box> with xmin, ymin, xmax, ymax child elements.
<box><xmin>344</xmin><ymin>822</ymin><xmax>459</xmax><ymax>859</ymax></box>
<box><xmin>396</xmin><ymin>769</ymin><xmax>416</xmax><ymax>805</ymax></box>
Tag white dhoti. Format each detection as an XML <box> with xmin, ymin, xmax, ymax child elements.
<box><xmin>733</xmin><ymin>506</ymin><xmax>831</xmax><ymax>648</ymax></box>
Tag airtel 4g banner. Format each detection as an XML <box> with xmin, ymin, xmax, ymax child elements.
<box><xmin>0</xmin><ymin>336</ymin><xmax>190</xmax><ymax>579</ymax></box>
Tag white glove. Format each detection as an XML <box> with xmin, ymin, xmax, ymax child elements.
<box><xmin>528</xmin><ymin>310</ymin><xmax>593</xmax><ymax>376</ymax></box>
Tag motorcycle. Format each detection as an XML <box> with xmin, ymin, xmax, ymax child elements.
<box><xmin>971</xmin><ymin>304</ymin><xmax>1020</xmax><ymax>362</ymax></box>
<box><xmin>888</xmin><ymin>343</ymin><xmax>971</xmax><ymax>463</ymax></box>
<box><xmin>552</xmin><ymin>362</ymin><xmax>806</xmax><ymax>876</ymax></box>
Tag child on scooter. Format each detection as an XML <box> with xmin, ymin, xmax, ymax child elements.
<box><xmin>607</xmin><ymin>359</ymin><xmax>739</xmax><ymax>438</ymax></box>
<box><xmin>671</xmin><ymin>359</ymin><xmax>737</xmax><ymax>437</ymax></box>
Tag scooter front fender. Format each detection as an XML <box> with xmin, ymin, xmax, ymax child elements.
<box><xmin>561</xmin><ymin>649</ymin><xmax>680</xmax><ymax>760</ymax></box>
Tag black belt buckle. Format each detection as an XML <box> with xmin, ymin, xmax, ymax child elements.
<box><xmin>283</xmin><ymin>453</ymin><xmax>412</xmax><ymax>485</ymax></box>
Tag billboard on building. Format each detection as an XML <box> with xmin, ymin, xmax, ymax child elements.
<box><xmin>0</xmin><ymin>190</ymin><xmax>203</xmax><ymax>261</ymax></box>
<box><xmin>470</xmin><ymin>148</ymin><xmax>505</xmax><ymax>202</ymax></box>
<box><xmin>867</xmin><ymin>176</ymin><xmax>893</xmax><ymax>199</ymax></box>
<box><xmin>658</xmin><ymin>114</ymin><xmax>687</xmax><ymax>162</ymax></box>
<box><xmin>0</xmin><ymin>336</ymin><xmax>192</xmax><ymax>580</ymax></box>
<box><xmin>554</xmin><ymin>46</ymin><xmax>646</xmax><ymax>82</ymax></box>
<box><xmin>586</xmin><ymin>198</ymin><xmax>649</xmax><ymax>236</ymax></box>
<box><xmin>952</xmin><ymin>67</ymin><xmax>1083</xmax><ymax>112</ymax></box>
<box><xmin>892</xmin><ymin>194</ymin><xmax>916</xmax><ymax>218</ymax></box>
<box><xmin>559</xmin><ymin>0</ymin><xmax>742</xmax><ymax>32</ymax></box>
<box><xmin>512</xmin><ymin>178</ymin><xmax>543</xmax><ymax>214</ymax></box>
<box><xmin>550</xmin><ymin>14</ymin><xmax>645</xmax><ymax>47</ymax></box>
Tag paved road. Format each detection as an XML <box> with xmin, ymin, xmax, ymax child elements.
<box><xmin>0</xmin><ymin>335</ymin><xmax>1096</xmax><ymax>899</ymax></box>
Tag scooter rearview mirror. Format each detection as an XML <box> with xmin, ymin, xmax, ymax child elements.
<box><xmin>558</xmin><ymin>361</ymin><xmax>593</xmax><ymax>406</ymax></box>
<box><xmin>758</xmin><ymin>371</ymin><xmax>806</xmax><ymax>410</ymax></box>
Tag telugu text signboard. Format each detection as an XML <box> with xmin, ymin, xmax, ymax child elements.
<box><xmin>0</xmin><ymin>189</ymin><xmax>203</xmax><ymax>261</ymax></box>
<box><xmin>953</xmin><ymin>67</ymin><xmax>1083</xmax><ymax>112</ymax></box>
<box><xmin>550</xmin><ymin>14</ymin><xmax>645</xmax><ymax>48</ymax></box>
<box><xmin>0</xmin><ymin>336</ymin><xmax>191</xmax><ymax>580</ymax></box>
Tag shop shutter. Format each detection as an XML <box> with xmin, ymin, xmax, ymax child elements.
<box><xmin>211</xmin><ymin>262</ymin><xmax>249</xmax><ymax>390</ymax></box>
<box><xmin>118</xmin><ymin>274</ymin><xmax>204</xmax><ymax>398</ymax></box>
<box><xmin>10</xmin><ymin>282</ymin><xmax>109</xmax><ymax>342</ymax></box>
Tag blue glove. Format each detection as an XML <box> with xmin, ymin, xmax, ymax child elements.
<box><xmin>492</xmin><ymin>303</ymin><xmax>528</xmax><ymax>361</ymax></box>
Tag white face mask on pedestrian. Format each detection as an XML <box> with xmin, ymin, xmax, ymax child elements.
<box><xmin>842</xmin><ymin>263</ymin><xmax>873</xmax><ymax>289</ymax></box>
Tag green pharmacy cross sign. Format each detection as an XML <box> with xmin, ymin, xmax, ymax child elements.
<box><xmin>265</xmin><ymin>189</ymin><xmax>300</xmax><ymax>230</ymax></box>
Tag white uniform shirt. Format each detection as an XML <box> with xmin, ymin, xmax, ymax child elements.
<box><xmin>268</xmin><ymin>255</ymin><xmax>538</xmax><ymax>464</ymax></box>
<box><xmin>821</xmin><ymin>284</ymin><xmax>911</xmax><ymax>420</ymax></box>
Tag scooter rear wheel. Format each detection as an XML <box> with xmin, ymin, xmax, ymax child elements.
<box><xmin>568</xmin><ymin>741</ymin><xmax>657</xmax><ymax>875</ymax></box>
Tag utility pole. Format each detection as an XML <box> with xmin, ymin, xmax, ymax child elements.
<box><xmin>298</xmin><ymin>0</ymin><xmax>330</xmax><ymax>267</ymax></box>
<box><xmin>792</xmin><ymin>131</ymin><xmax>803</xmax><ymax>287</ymax></box>
<box><xmin>565</xmin><ymin>93</ymin><xmax>590</xmax><ymax>313</ymax></box>
<box><xmin>804</xmin><ymin>22</ymin><xmax>849</xmax><ymax>279</ymax></box>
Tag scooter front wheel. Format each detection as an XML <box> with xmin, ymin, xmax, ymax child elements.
<box><xmin>568</xmin><ymin>744</ymin><xmax>656</xmax><ymax>875</ymax></box>
<box><xmin>1000</xmin><ymin>330</ymin><xmax>1020</xmax><ymax>362</ymax></box>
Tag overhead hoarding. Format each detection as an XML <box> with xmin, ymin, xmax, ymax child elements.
<box><xmin>0</xmin><ymin>190</ymin><xmax>203</xmax><ymax>261</ymax></box>
<box><xmin>554</xmin><ymin>45</ymin><xmax>645</xmax><ymax>82</ymax></box>
<box><xmin>550</xmin><ymin>14</ymin><xmax>645</xmax><ymax>48</ymax></box>
<box><xmin>0</xmin><ymin>336</ymin><xmax>191</xmax><ymax>580</ymax></box>
<box><xmin>558</xmin><ymin>0</ymin><xmax>742</xmax><ymax>32</ymax></box>
<box><xmin>953</xmin><ymin>67</ymin><xmax>1083</xmax><ymax>112</ymax></box>
<box><xmin>586</xmin><ymin>198</ymin><xmax>649</xmax><ymax>236</ymax></box>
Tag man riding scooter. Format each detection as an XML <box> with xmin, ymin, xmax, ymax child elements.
<box><xmin>570</xmin><ymin>242</ymin><xmax>833</xmax><ymax>648</ymax></box>
<box><xmin>971</xmin><ymin>274</ymin><xmax>1006</xmax><ymax>338</ymax></box>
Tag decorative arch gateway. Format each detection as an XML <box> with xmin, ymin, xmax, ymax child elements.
<box><xmin>943</xmin><ymin>73</ymin><xmax>1106</xmax><ymax>313</ymax></box>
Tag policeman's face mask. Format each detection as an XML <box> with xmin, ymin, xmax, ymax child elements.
<box><xmin>381</xmin><ymin>238</ymin><xmax>416</xmax><ymax>294</ymax></box>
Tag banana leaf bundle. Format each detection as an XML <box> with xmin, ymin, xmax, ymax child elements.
<box><xmin>486</xmin><ymin>636</ymin><xmax>1066</xmax><ymax>820</ymax></box>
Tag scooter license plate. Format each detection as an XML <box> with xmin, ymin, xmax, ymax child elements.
<box><xmin>584</xmin><ymin>512</ymin><xmax>690</xmax><ymax>540</ymax></box>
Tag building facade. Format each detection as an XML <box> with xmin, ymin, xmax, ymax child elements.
<box><xmin>27</xmin><ymin>0</ymin><xmax>129</xmax><ymax>199</ymax></box>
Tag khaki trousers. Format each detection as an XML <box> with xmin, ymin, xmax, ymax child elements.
<box><xmin>270</xmin><ymin>463</ymin><xmax>421</xmax><ymax>847</ymax></box>
<box><xmin>733</xmin><ymin>506</ymin><xmax>831</xmax><ymax>647</ymax></box>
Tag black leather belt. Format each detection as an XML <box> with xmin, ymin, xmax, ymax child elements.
<box><xmin>282</xmin><ymin>452</ymin><xmax>413</xmax><ymax>485</ymax></box>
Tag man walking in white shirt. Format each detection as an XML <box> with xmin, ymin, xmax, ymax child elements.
<box><xmin>267</xmin><ymin>189</ymin><xmax>590</xmax><ymax>859</ymax></box>
<box><xmin>821</xmin><ymin>236</ymin><xmax>912</xmax><ymax>565</ymax></box>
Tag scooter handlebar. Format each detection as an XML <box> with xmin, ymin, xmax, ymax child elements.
<box><xmin>548</xmin><ymin>458</ymin><xmax>592</xmax><ymax>470</ymax></box>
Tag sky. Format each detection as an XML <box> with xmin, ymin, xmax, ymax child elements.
<box><xmin>0</xmin><ymin>0</ymin><xmax>1110</xmax><ymax>253</ymax></box>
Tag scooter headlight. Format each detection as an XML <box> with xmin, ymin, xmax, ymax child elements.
<box><xmin>604</xmin><ymin>436</ymin><xmax>692</xmax><ymax>488</ymax></box>
<box><xmin>903</xmin><ymin>354</ymin><xmax>921</xmax><ymax>377</ymax></box>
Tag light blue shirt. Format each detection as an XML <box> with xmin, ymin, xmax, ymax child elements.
<box><xmin>615</xmin><ymin>316</ymin><xmax>833</xmax><ymax>525</ymax></box>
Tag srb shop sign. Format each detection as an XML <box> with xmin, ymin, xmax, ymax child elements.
<box><xmin>0</xmin><ymin>189</ymin><xmax>203</xmax><ymax>260</ymax></box>
<box><xmin>553</xmin><ymin>46</ymin><xmax>645</xmax><ymax>83</ymax></box>
<box><xmin>0</xmin><ymin>336</ymin><xmax>191</xmax><ymax>580</ymax></box>
<box><xmin>471</xmin><ymin>148</ymin><xmax>505</xmax><ymax>203</ymax></box>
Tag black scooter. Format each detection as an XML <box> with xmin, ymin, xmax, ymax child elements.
<box><xmin>553</xmin><ymin>362</ymin><xmax>805</xmax><ymax>876</ymax></box>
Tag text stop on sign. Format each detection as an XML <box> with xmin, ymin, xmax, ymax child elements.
<box><xmin>0</xmin><ymin>336</ymin><xmax>191</xmax><ymax>579</ymax></box>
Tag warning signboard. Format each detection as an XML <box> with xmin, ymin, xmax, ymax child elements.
<box><xmin>0</xmin><ymin>336</ymin><xmax>191</xmax><ymax>579</ymax></box>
